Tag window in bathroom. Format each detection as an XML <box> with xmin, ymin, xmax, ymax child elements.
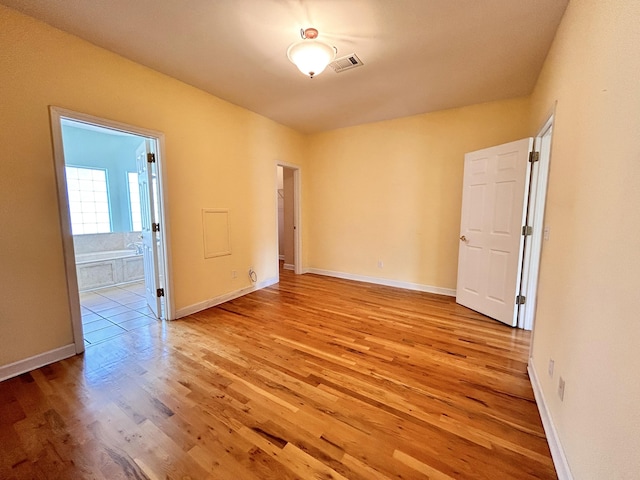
<box><xmin>128</xmin><ymin>172</ymin><xmax>159</xmax><ymax>233</ymax></box>
<box><xmin>65</xmin><ymin>166</ymin><xmax>111</xmax><ymax>234</ymax></box>
<box><xmin>128</xmin><ymin>172</ymin><xmax>142</xmax><ymax>231</ymax></box>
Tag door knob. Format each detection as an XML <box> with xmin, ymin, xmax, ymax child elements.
<box><xmin>460</xmin><ymin>235</ymin><xmax>467</xmax><ymax>242</ymax></box>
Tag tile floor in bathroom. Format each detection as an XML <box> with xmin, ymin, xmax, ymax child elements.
<box><xmin>79</xmin><ymin>281</ymin><xmax>159</xmax><ymax>346</ymax></box>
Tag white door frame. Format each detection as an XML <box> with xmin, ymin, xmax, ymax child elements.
<box><xmin>276</xmin><ymin>162</ymin><xmax>302</xmax><ymax>275</ymax></box>
<box><xmin>135</xmin><ymin>140</ymin><xmax>163</xmax><ymax>319</ymax></box>
<box><xmin>49</xmin><ymin>107</ymin><xmax>174</xmax><ymax>353</ymax></box>
<box><xmin>519</xmin><ymin>114</ymin><xmax>554</xmax><ymax>330</ymax></box>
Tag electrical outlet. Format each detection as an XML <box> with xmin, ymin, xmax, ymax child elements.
<box><xmin>377</xmin><ymin>260</ymin><xmax>383</xmax><ymax>269</ymax></box>
<box><xmin>548</xmin><ymin>359</ymin><xmax>554</xmax><ymax>377</ymax></box>
<box><xmin>232</xmin><ymin>270</ymin><xmax>237</xmax><ymax>279</ymax></box>
<box><xmin>544</xmin><ymin>225</ymin><xmax>550</xmax><ymax>241</ymax></box>
<box><xmin>558</xmin><ymin>376</ymin><xmax>565</xmax><ymax>401</ymax></box>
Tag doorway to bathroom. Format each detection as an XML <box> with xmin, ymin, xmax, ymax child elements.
<box><xmin>50</xmin><ymin>107</ymin><xmax>171</xmax><ymax>351</ymax></box>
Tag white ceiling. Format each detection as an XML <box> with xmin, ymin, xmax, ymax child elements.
<box><xmin>2</xmin><ymin>0</ymin><xmax>568</xmax><ymax>133</ymax></box>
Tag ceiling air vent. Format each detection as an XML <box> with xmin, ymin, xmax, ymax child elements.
<box><xmin>329</xmin><ymin>53</ymin><xmax>364</xmax><ymax>73</ymax></box>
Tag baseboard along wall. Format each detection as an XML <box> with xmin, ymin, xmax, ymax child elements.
<box><xmin>175</xmin><ymin>276</ymin><xmax>278</xmax><ymax>319</ymax></box>
<box><xmin>528</xmin><ymin>360</ymin><xmax>574</xmax><ymax>480</ymax></box>
<box><xmin>0</xmin><ymin>344</ymin><xmax>77</xmax><ymax>382</ymax></box>
<box><xmin>304</xmin><ymin>268</ymin><xmax>456</xmax><ymax>297</ymax></box>
<box><xmin>0</xmin><ymin>277</ymin><xmax>280</xmax><ymax>381</ymax></box>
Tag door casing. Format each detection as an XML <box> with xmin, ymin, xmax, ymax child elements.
<box><xmin>276</xmin><ymin>162</ymin><xmax>302</xmax><ymax>275</ymax></box>
<box><xmin>520</xmin><ymin>115</ymin><xmax>554</xmax><ymax>331</ymax></box>
<box><xmin>49</xmin><ymin>106</ymin><xmax>174</xmax><ymax>353</ymax></box>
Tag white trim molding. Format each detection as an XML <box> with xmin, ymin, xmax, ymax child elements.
<box><xmin>0</xmin><ymin>344</ymin><xmax>77</xmax><ymax>382</ymax></box>
<box><xmin>276</xmin><ymin>162</ymin><xmax>302</xmax><ymax>275</ymax></box>
<box><xmin>528</xmin><ymin>359</ymin><xmax>574</xmax><ymax>480</ymax></box>
<box><xmin>175</xmin><ymin>276</ymin><xmax>278</xmax><ymax>319</ymax></box>
<box><xmin>305</xmin><ymin>268</ymin><xmax>456</xmax><ymax>297</ymax></box>
<box><xmin>283</xmin><ymin>263</ymin><xmax>295</xmax><ymax>271</ymax></box>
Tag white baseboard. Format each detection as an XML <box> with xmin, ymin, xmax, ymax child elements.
<box><xmin>175</xmin><ymin>276</ymin><xmax>278</xmax><ymax>319</ymax></box>
<box><xmin>279</xmin><ymin>255</ymin><xmax>285</xmax><ymax>261</ymax></box>
<box><xmin>528</xmin><ymin>360</ymin><xmax>573</xmax><ymax>480</ymax></box>
<box><xmin>283</xmin><ymin>263</ymin><xmax>295</xmax><ymax>271</ymax></box>
<box><xmin>0</xmin><ymin>344</ymin><xmax>77</xmax><ymax>382</ymax></box>
<box><xmin>305</xmin><ymin>268</ymin><xmax>456</xmax><ymax>297</ymax></box>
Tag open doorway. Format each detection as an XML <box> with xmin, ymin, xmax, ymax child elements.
<box><xmin>50</xmin><ymin>108</ymin><xmax>171</xmax><ymax>352</ymax></box>
<box><xmin>276</xmin><ymin>164</ymin><xmax>301</xmax><ymax>275</ymax></box>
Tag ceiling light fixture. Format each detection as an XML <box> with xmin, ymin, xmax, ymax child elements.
<box><xmin>287</xmin><ymin>28</ymin><xmax>336</xmax><ymax>79</ymax></box>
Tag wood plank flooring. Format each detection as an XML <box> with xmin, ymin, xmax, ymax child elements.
<box><xmin>0</xmin><ymin>269</ymin><xmax>557</xmax><ymax>479</ymax></box>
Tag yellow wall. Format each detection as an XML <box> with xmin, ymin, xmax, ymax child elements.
<box><xmin>305</xmin><ymin>99</ymin><xmax>530</xmax><ymax>289</ymax></box>
<box><xmin>0</xmin><ymin>5</ymin><xmax>305</xmax><ymax>366</ymax></box>
<box><xmin>529</xmin><ymin>0</ymin><xmax>640</xmax><ymax>478</ymax></box>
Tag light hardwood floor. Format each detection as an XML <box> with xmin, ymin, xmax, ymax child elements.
<box><xmin>0</xmin><ymin>268</ymin><xmax>557</xmax><ymax>479</ymax></box>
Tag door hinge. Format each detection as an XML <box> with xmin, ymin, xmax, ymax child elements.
<box><xmin>152</xmin><ymin>223</ymin><xmax>160</xmax><ymax>232</ymax></box>
<box><xmin>522</xmin><ymin>225</ymin><xmax>533</xmax><ymax>236</ymax></box>
<box><xmin>147</xmin><ymin>152</ymin><xmax>156</xmax><ymax>163</ymax></box>
<box><xmin>516</xmin><ymin>295</ymin><xmax>526</xmax><ymax>305</ymax></box>
<box><xmin>156</xmin><ymin>288</ymin><xmax>164</xmax><ymax>297</ymax></box>
<box><xmin>529</xmin><ymin>151</ymin><xmax>539</xmax><ymax>163</ymax></box>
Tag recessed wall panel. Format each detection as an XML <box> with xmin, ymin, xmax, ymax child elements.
<box><xmin>203</xmin><ymin>209</ymin><xmax>231</xmax><ymax>258</ymax></box>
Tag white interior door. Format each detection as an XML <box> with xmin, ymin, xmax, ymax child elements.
<box><xmin>456</xmin><ymin>138</ymin><xmax>533</xmax><ymax>326</ymax></box>
<box><xmin>136</xmin><ymin>141</ymin><xmax>162</xmax><ymax>318</ymax></box>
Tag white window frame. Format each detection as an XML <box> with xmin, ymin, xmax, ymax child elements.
<box><xmin>64</xmin><ymin>165</ymin><xmax>112</xmax><ymax>235</ymax></box>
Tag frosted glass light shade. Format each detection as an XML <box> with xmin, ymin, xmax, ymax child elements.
<box><xmin>287</xmin><ymin>40</ymin><xmax>336</xmax><ymax>78</ymax></box>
